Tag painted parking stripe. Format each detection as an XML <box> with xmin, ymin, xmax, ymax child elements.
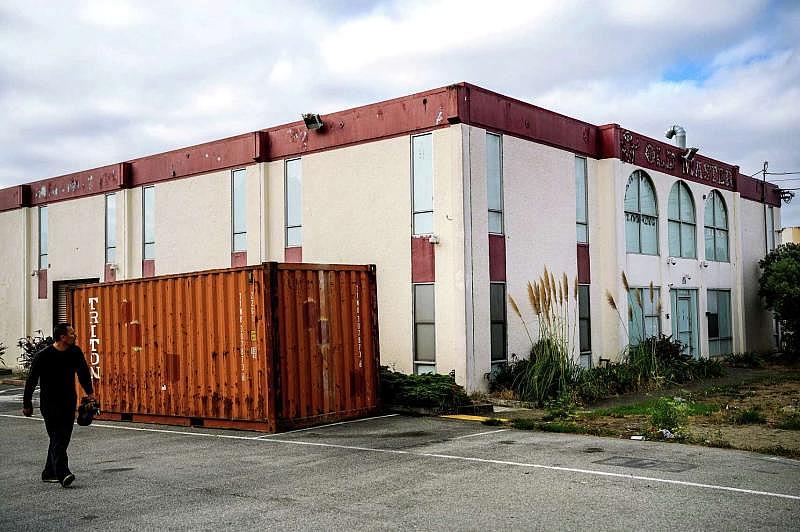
<box><xmin>451</xmin><ymin>429</ymin><xmax>509</xmax><ymax>440</ymax></box>
<box><xmin>2</xmin><ymin>413</ymin><xmax>798</xmax><ymax>501</ymax></box>
<box><xmin>253</xmin><ymin>413</ymin><xmax>399</xmax><ymax>438</ymax></box>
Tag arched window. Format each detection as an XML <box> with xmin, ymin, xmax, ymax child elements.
<box><xmin>705</xmin><ymin>191</ymin><xmax>729</xmax><ymax>262</ymax></box>
<box><xmin>624</xmin><ymin>170</ymin><xmax>658</xmax><ymax>254</ymax></box>
<box><xmin>668</xmin><ymin>181</ymin><xmax>696</xmax><ymax>258</ymax></box>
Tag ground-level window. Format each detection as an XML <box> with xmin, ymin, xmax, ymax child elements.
<box><xmin>578</xmin><ymin>284</ymin><xmax>591</xmax><ymax>368</ymax></box>
<box><xmin>707</xmin><ymin>289</ymin><xmax>732</xmax><ymax>356</ymax></box>
<box><xmin>490</xmin><ymin>283</ymin><xmax>507</xmax><ymax>367</ymax></box>
<box><xmin>629</xmin><ymin>286</ymin><xmax>661</xmax><ymax>345</ymax></box>
<box><xmin>413</xmin><ymin>283</ymin><xmax>435</xmax><ymax>374</ymax></box>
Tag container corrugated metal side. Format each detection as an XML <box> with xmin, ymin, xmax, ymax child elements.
<box><xmin>275</xmin><ymin>264</ymin><xmax>380</xmax><ymax>430</ymax></box>
<box><xmin>68</xmin><ymin>262</ymin><xmax>380</xmax><ymax>432</ymax></box>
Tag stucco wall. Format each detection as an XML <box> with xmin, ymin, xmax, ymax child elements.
<box><xmin>0</xmin><ymin>209</ymin><xmax>26</xmax><ymax>366</ymax></box>
<box><xmin>740</xmin><ymin>199</ymin><xmax>775</xmax><ymax>351</ymax></box>
<box><xmin>503</xmin><ymin>136</ymin><xmax>578</xmax><ymax>364</ymax></box>
<box><xmin>299</xmin><ymin>136</ymin><xmax>415</xmax><ymax>374</ymax></box>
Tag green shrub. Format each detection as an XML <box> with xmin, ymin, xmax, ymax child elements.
<box><xmin>17</xmin><ymin>331</ymin><xmax>53</xmax><ymax>378</ymax></box>
<box><xmin>514</xmin><ymin>338</ymin><xmax>578</xmax><ymax>406</ymax></box>
<box><xmin>379</xmin><ymin>367</ymin><xmax>470</xmax><ymax>410</ymax></box>
<box><xmin>777</xmin><ymin>413</ymin><xmax>800</xmax><ymax>430</ymax></box>
<box><xmin>724</xmin><ymin>352</ymin><xmax>764</xmax><ymax>368</ymax></box>
<box><xmin>481</xmin><ymin>418</ymin><xmax>505</xmax><ymax>426</ymax></box>
<box><xmin>733</xmin><ymin>407</ymin><xmax>766</xmax><ymax>425</ymax></box>
<box><xmin>650</xmin><ymin>397</ymin><xmax>690</xmax><ymax>432</ymax></box>
<box><xmin>510</xmin><ymin>418</ymin><xmax>538</xmax><ymax>430</ymax></box>
<box><xmin>759</xmin><ymin>243</ymin><xmax>800</xmax><ymax>356</ymax></box>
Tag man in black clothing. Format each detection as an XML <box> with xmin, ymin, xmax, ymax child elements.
<box><xmin>23</xmin><ymin>323</ymin><xmax>95</xmax><ymax>488</ymax></box>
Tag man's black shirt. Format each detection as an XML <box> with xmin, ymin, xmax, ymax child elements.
<box><xmin>23</xmin><ymin>345</ymin><xmax>93</xmax><ymax>413</ymax></box>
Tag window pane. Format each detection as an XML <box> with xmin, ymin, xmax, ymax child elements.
<box><xmin>232</xmin><ymin>169</ymin><xmax>246</xmax><ymax>234</ymax></box>
<box><xmin>705</xmin><ymin>197</ymin><xmax>714</xmax><ymax>227</ymax></box>
<box><xmin>668</xmin><ymin>221</ymin><xmax>681</xmax><ymax>256</ymax></box>
<box><xmin>578</xmin><ymin>285</ymin><xmax>590</xmax><ymax>318</ymax></box>
<box><xmin>413</xmin><ymin>134</ymin><xmax>433</xmax><ymax>212</ymax></box>
<box><xmin>624</xmin><ymin>176</ymin><xmax>639</xmax><ymax>212</ymax></box>
<box><xmin>39</xmin><ymin>253</ymin><xmax>48</xmax><ymax>270</ymax></box>
<box><xmin>491</xmin><ymin>323</ymin><xmax>506</xmax><ymax>361</ymax></box>
<box><xmin>486</xmin><ymin>133</ymin><xmax>502</xmax><ymax>211</ymax></box>
<box><xmin>576</xmin><ymin>223</ymin><xmax>588</xmax><ymax>243</ymax></box>
<box><xmin>144</xmin><ymin>242</ymin><xmax>155</xmax><ymax>260</ymax></box>
<box><xmin>414</xmin><ymin>284</ymin><xmax>435</xmax><ymax>323</ymax></box>
<box><xmin>668</xmin><ymin>185</ymin><xmax>680</xmax><ymax>220</ymax></box>
<box><xmin>233</xmin><ymin>232</ymin><xmax>247</xmax><ymax>253</ymax></box>
<box><xmin>644</xmin><ymin>316</ymin><xmax>660</xmax><ymax>338</ymax></box>
<box><xmin>679</xmin><ymin>184</ymin><xmax>695</xmax><ymax>222</ymax></box>
<box><xmin>643</xmin><ymin>287</ymin><xmax>660</xmax><ymax>315</ymax></box>
<box><xmin>106</xmin><ymin>247</ymin><xmax>116</xmax><ymax>264</ymax></box>
<box><xmin>716</xmin><ymin>230</ymin><xmax>729</xmax><ymax>262</ymax></box>
<box><xmin>415</xmin><ymin>323</ymin><xmax>436</xmax><ymax>362</ymax></box>
<box><xmin>709</xmin><ymin>339</ymin><xmax>720</xmax><ymax>357</ymax></box>
<box><xmin>39</xmin><ymin>206</ymin><xmax>48</xmax><ymax>256</ymax></box>
<box><xmin>579</xmin><ymin>319</ymin><xmax>591</xmax><ymax>352</ymax></box>
<box><xmin>707</xmin><ymin>290</ymin><xmax>718</xmax><ymax>314</ymax></box>
<box><xmin>628</xmin><ymin>291</ymin><xmax>644</xmax><ymax>344</ymax></box>
<box><xmin>641</xmin><ymin>217</ymin><xmax>658</xmax><ymax>254</ymax></box>
<box><xmin>718</xmin><ymin>291</ymin><xmax>731</xmax><ymax>337</ymax></box>
<box><xmin>626</xmin><ymin>215</ymin><xmax>640</xmax><ymax>253</ymax></box>
<box><xmin>286</xmin><ymin>159</ymin><xmax>302</xmax><ymax>228</ymax></box>
<box><xmin>579</xmin><ymin>353</ymin><xmax>591</xmax><ymax>369</ymax></box>
<box><xmin>705</xmin><ymin>227</ymin><xmax>715</xmax><ymax>260</ymax></box>
<box><xmin>143</xmin><ymin>186</ymin><xmax>155</xmax><ymax>243</ymax></box>
<box><xmin>286</xmin><ymin>227</ymin><xmax>302</xmax><ymax>247</ymax></box>
<box><xmin>490</xmin><ymin>284</ymin><xmax>505</xmax><ymax>322</ymax></box>
<box><xmin>767</xmin><ymin>206</ymin><xmax>775</xmax><ymax>250</ymax></box>
<box><xmin>488</xmin><ymin>211</ymin><xmax>503</xmax><ymax>234</ymax></box>
<box><xmin>414</xmin><ymin>212</ymin><xmax>434</xmax><ymax>235</ymax></box>
<box><xmin>106</xmin><ymin>194</ymin><xmax>116</xmax><ymax>249</ymax></box>
<box><xmin>415</xmin><ymin>364</ymin><xmax>436</xmax><ymax>375</ymax></box>
<box><xmin>575</xmin><ymin>157</ymin><xmax>587</xmax><ymax>224</ymax></box>
<box><xmin>681</xmin><ymin>223</ymin><xmax>696</xmax><ymax>258</ymax></box>
<box><xmin>715</xmin><ymin>194</ymin><xmax>727</xmax><ymax>228</ymax></box>
<box><xmin>720</xmin><ymin>339</ymin><xmax>732</xmax><ymax>355</ymax></box>
<box><xmin>639</xmin><ymin>178</ymin><xmax>657</xmax><ymax>216</ymax></box>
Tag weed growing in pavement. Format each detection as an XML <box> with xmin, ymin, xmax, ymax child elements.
<box><xmin>510</xmin><ymin>418</ymin><xmax>538</xmax><ymax>430</ymax></box>
<box><xmin>777</xmin><ymin>413</ymin><xmax>800</xmax><ymax>430</ymax></box>
<box><xmin>481</xmin><ymin>418</ymin><xmax>505</xmax><ymax>426</ymax></box>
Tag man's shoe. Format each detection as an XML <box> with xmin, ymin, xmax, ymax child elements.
<box><xmin>60</xmin><ymin>473</ymin><xmax>75</xmax><ymax>488</ymax></box>
<box><xmin>41</xmin><ymin>475</ymin><xmax>60</xmax><ymax>483</ymax></box>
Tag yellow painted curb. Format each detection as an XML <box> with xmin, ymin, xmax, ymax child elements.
<box><xmin>441</xmin><ymin>414</ymin><xmax>509</xmax><ymax>423</ymax></box>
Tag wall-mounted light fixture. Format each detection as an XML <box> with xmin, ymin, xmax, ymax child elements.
<box><xmin>302</xmin><ymin>113</ymin><xmax>325</xmax><ymax>131</ymax></box>
<box><xmin>666</xmin><ymin>257</ymin><xmax>677</xmax><ymax>266</ymax></box>
<box><xmin>700</xmin><ymin>260</ymin><xmax>709</xmax><ymax>269</ymax></box>
<box><xmin>428</xmin><ymin>234</ymin><xmax>440</xmax><ymax>245</ymax></box>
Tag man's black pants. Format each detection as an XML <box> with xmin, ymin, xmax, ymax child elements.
<box><xmin>41</xmin><ymin>408</ymin><xmax>75</xmax><ymax>480</ymax></box>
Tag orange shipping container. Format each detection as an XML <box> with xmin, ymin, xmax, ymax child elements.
<box><xmin>68</xmin><ymin>263</ymin><xmax>380</xmax><ymax>432</ymax></box>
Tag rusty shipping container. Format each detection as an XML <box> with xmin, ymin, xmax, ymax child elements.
<box><xmin>68</xmin><ymin>263</ymin><xmax>380</xmax><ymax>432</ymax></box>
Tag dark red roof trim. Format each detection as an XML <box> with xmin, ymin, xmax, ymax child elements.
<box><xmin>0</xmin><ymin>83</ymin><xmax>780</xmax><ymax>212</ymax></box>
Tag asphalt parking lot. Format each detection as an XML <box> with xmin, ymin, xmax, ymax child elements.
<box><xmin>1</xmin><ymin>383</ymin><xmax>798</xmax><ymax>530</ymax></box>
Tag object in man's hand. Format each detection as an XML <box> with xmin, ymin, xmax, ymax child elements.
<box><xmin>77</xmin><ymin>396</ymin><xmax>101</xmax><ymax>426</ymax></box>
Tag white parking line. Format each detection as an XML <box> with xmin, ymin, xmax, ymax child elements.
<box><xmin>2</xmin><ymin>413</ymin><xmax>798</xmax><ymax>501</ymax></box>
<box><xmin>451</xmin><ymin>429</ymin><xmax>509</xmax><ymax>440</ymax></box>
<box><xmin>0</xmin><ymin>388</ymin><xmax>24</xmax><ymax>394</ymax></box>
<box><xmin>253</xmin><ymin>413</ymin><xmax>399</xmax><ymax>438</ymax></box>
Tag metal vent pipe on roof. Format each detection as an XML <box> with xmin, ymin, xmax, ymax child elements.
<box><xmin>665</xmin><ymin>125</ymin><xmax>686</xmax><ymax>148</ymax></box>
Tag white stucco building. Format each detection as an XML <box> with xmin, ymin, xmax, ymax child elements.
<box><xmin>0</xmin><ymin>83</ymin><xmax>782</xmax><ymax>392</ymax></box>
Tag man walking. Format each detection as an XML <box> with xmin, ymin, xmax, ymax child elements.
<box><xmin>23</xmin><ymin>323</ymin><xmax>95</xmax><ymax>488</ymax></box>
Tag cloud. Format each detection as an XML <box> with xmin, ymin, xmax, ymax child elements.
<box><xmin>0</xmin><ymin>0</ymin><xmax>797</xmax><ymax>225</ymax></box>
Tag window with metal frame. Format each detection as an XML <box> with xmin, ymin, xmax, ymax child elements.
<box><xmin>707</xmin><ymin>289</ymin><xmax>732</xmax><ymax>356</ymax></box>
<box><xmin>142</xmin><ymin>186</ymin><xmax>155</xmax><ymax>260</ymax></box>
<box><xmin>578</xmin><ymin>284</ymin><xmax>591</xmax><ymax>368</ymax></box>
<box><xmin>231</xmin><ymin>169</ymin><xmax>247</xmax><ymax>252</ymax></box>
<box><xmin>668</xmin><ymin>181</ymin><xmax>696</xmax><ymax>258</ymax></box>
<box><xmin>704</xmin><ymin>191</ymin><xmax>729</xmax><ymax>262</ymax></box>
<box><xmin>413</xmin><ymin>283</ymin><xmax>435</xmax><ymax>374</ymax></box>
<box><xmin>285</xmin><ymin>158</ymin><xmax>302</xmax><ymax>247</ymax></box>
<box><xmin>490</xmin><ymin>283</ymin><xmax>507</xmax><ymax>366</ymax></box>
<box><xmin>624</xmin><ymin>170</ymin><xmax>658</xmax><ymax>255</ymax></box>
<box><xmin>412</xmin><ymin>134</ymin><xmax>433</xmax><ymax>235</ymax></box>
<box><xmin>576</xmin><ymin>156</ymin><xmax>588</xmax><ymax>243</ymax></box>
<box><xmin>628</xmin><ymin>286</ymin><xmax>661</xmax><ymax>345</ymax></box>
<box><xmin>487</xmin><ymin>133</ymin><xmax>504</xmax><ymax>234</ymax></box>
<box><xmin>38</xmin><ymin>205</ymin><xmax>48</xmax><ymax>269</ymax></box>
<box><xmin>105</xmin><ymin>194</ymin><xmax>116</xmax><ymax>264</ymax></box>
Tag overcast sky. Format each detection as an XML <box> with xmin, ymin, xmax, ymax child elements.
<box><xmin>1</xmin><ymin>0</ymin><xmax>798</xmax><ymax>226</ymax></box>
